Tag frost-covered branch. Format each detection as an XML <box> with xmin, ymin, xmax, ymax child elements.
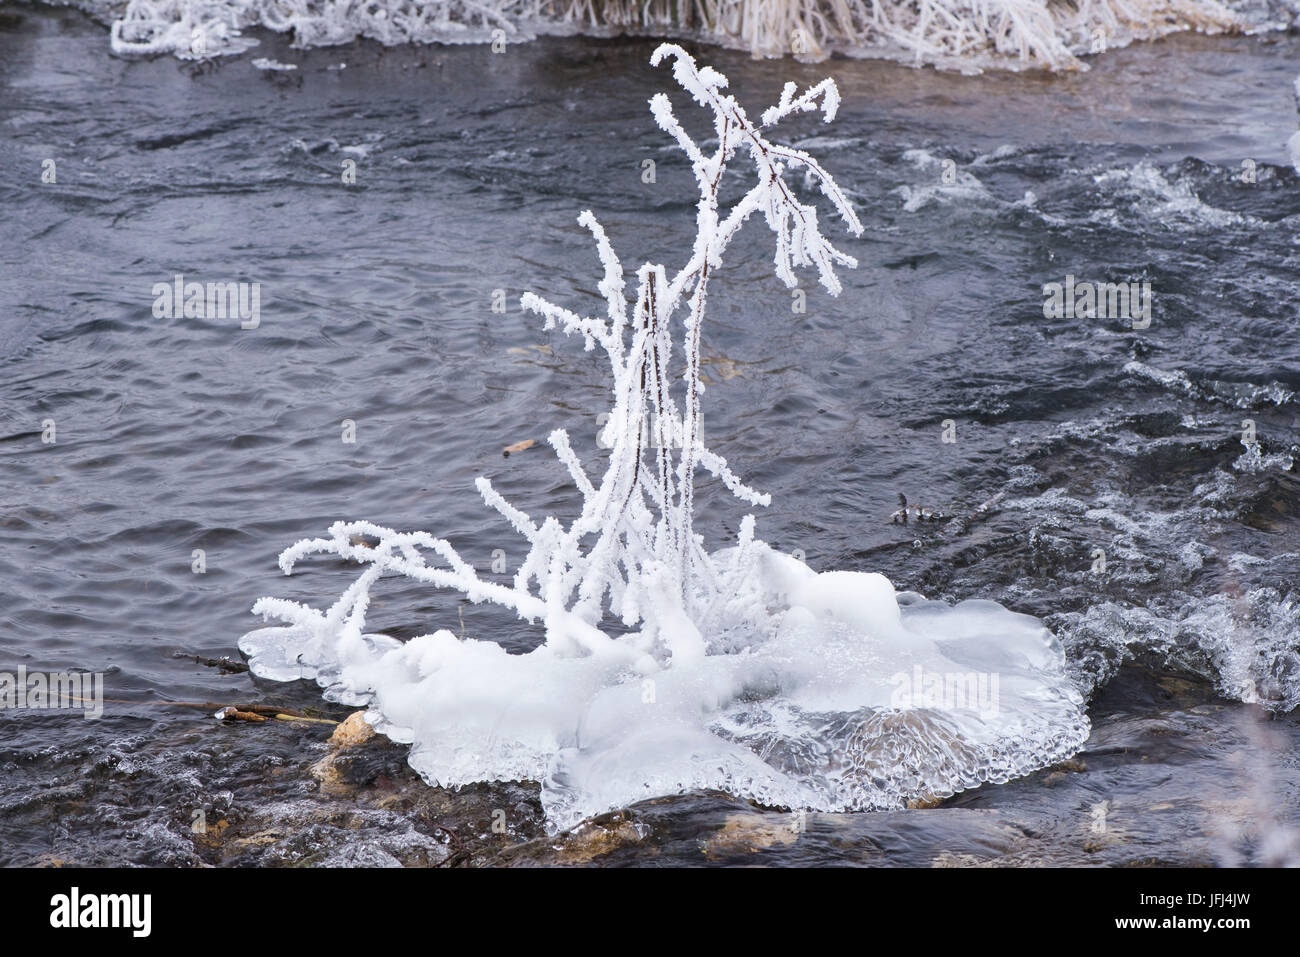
<box><xmin>250</xmin><ymin>44</ymin><xmax>860</xmax><ymax>672</ymax></box>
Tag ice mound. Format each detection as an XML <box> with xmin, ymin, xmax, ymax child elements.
<box><xmin>239</xmin><ymin>46</ymin><xmax>1089</xmax><ymax>831</ymax></box>
<box><xmin>243</xmin><ymin>546</ymin><xmax>1089</xmax><ymax>830</ymax></box>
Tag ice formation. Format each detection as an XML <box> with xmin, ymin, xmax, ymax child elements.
<box><xmin>93</xmin><ymin>0</ymin><xmax>1257</xmax><ymax>70</ymax></box>
<box><xmin>240</xmin><ymin>45</ymin><xmax>1090</xmax><ymax>831</ymax></box>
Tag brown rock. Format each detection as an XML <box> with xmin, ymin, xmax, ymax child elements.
<box><xmin>329</xmin><ymin>710</ymin><xmax>375</xmax><ymax>747</ymax></box>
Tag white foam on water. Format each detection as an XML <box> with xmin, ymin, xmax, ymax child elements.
<box><xmin>995</xmin><ymin>463</ymin><xmax>1300</xmax><ymax>717</ymax></box>
<box><xmin>1232</xmin><ymin>440</ymin><xmax>1296</xmax><ymax>473</ymax></box>
<box><xmin>1053</xmin><ymin>588</ymin><xmax>1300</xmax><ymax>713</ymax></box>
<box><xmin>896</xmin><ymin>149</ymin><xmax>994</xmax><ymax>212</ymax></box>
<box><xmin>1229</xmin><ymin>551</ymin><xmax>1300</xmax><ymax>572</ymax></box>
<box><xmin>970</xmin><ymin>143</ymin><xmax>1026</xmax><ymax>166</ymax></box>
<box><xmin>251</xmin><ymin>56</ymin><xmax>297</xmax><ymax>69</ymax></box>
<box><xmin>1092</xmin><ymin>162</ymin><xmax>1258</xmax><ymax>231</ymax></box>
<box><xmin>1123</xmin><ymin>360</ymin><xmax>1296</xmax><ymax>409</ymax></box>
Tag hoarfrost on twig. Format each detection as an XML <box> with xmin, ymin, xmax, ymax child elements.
<box><xmin>248</xmin><ymin>43</ymin><xmax>861</xmax><ymax>664</ymax></box>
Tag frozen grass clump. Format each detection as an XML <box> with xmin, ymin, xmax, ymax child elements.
<box><xmin>241</xmin><ymin>45</ymin><xmax>1090</xmax><ymax>830</ymax></box>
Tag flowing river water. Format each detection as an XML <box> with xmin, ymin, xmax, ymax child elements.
<box><xmin>2</xmin><ymin>6</ymin><xmax>1299</xmax><ymax>865</ymax></box>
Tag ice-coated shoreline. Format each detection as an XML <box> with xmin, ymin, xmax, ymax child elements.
<box><xmin>24</xmin><ymin>0</ymin><xmax>1300</xmax><ymax>71</ymax></box>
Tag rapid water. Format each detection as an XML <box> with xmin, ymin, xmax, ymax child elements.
<box><xmin>2</xmin><ymin>7</ymin><xmax>1298</xmax><ymax>864</ymax></box>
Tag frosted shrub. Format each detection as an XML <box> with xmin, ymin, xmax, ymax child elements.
<box><xmin>241</xmin><ymin>46</ymin><xmax>1090</xmax><ymax>830</ymax></box>
<box><xmin>249</xmin><ymin>43</ymin><xmax>861</xmax><ymax>672</ymax></box>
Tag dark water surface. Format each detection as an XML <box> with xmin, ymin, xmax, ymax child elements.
<box><xmin>2</xmin><ymin>6</ymin><xmax>1299</xmax><ymax>865</ymax></box>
